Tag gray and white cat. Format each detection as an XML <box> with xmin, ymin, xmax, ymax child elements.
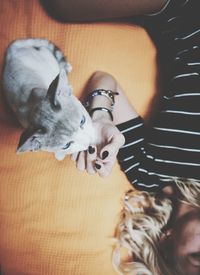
<box><xmin>3</xmin><ymin>38</ymin><xmax>95</xmax><ymax>160</ymax></box>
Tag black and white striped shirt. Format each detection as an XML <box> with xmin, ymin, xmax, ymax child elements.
<box><xmin>117</xmin><ymin>0</ymin><xmax>200</xmax><ymax>192</ymax></box>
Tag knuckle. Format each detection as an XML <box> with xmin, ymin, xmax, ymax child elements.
<box><xmin>87</xmin><ymin>169</ymin><xmax>96</xmax><ymax>175</ymax></box>
<box><xmin>100</xmin><ymin>170</ymin><xmax>110</xmax><ymax>178</ymax></box>
<box><xmin>99</xmin><ymin>173</ymin><xmax>108</xmax><ymax>178</ymax></box>
<box><xmin>77</xmin><ymin>165</ymin><xmax>85</xmax><ymax>171</ymax></box>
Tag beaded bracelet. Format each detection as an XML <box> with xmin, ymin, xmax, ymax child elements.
<box><xmin>89</xmin><ymin>107</ymin><xmax>113</xmax><ymax>121</ymax></box>
<box><xmin>85</xmin><ymin>89</ymin><xmax>119</xmax><ymax>109</ymax></box>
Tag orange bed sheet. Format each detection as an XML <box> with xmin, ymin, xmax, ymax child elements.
<box><xmin>0</xmin><ymin>1</ymin><xmax>157</xmax><ymax>274</ymax></box>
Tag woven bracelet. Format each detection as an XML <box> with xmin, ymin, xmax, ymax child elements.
<box><xmin>89</xmin><ymin>107</ymin><xmax>113</xmax><ymax>121</ymax></box>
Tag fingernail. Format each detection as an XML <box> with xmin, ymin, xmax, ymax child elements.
<box><xmin>95</xmin><ymin>163</ymin><xmax>101</xmax><ymax>169</ymax></box>
<box><xmin>88</xmin><ymin>146</ymin><xmax>95</xmax><ymax>154</ymax></box>
<box><xmin>102</xmin><ymin>151</ymin><xmax>109</xmax><ymax>160</ymax></box>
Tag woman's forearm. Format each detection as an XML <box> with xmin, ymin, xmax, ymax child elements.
<box><xmin>85</xmin><ymin>71</ymin><xmax>138</xmax><ymax>124</ymax></box>
<box><xmin>47</xmin><ymin>0</ymin><xmax>167</xmax><ymax>22</ymax></box>
<box><xmin>114</xmin><ymin>82</ymin><xmax>138</xmax><ymax>125</ymax></box>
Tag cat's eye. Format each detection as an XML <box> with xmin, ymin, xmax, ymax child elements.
<box><xmin>62</xmin><ymin>141</ymin><xmax>73</xmax><ymax>150</ymax></box>
<box><xmin>80</xmin><ymin>115</ymin><xmax>86</xmax><ymax>128</ymax></box>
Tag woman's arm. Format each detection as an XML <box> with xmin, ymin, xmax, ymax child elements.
<box><xmin>86</xmin><ymin>71</ymin><xmax>139</xmax><ymax>124</ymax></box>
<box><xmin>73</xmin><ymin>71</ymin><xmax>140</xmax><ymax>177</ymax></box>
<box><xmin>74</xmin><ymin>71</ymin><xmax>165</xmax><ymax>192</ymax></box>
<box><xmin>46</xmin><ymin>0</ymin><xmax>167</xmax><ymax>22</ymax></box>
<box><xmin>72</xmin><ymin>71</ymin><xmax>128</xmax><ymax>176</ymax></box>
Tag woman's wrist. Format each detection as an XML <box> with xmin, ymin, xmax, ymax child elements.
<box><xmin>88</xmin><ymin>93</ymin><xmax>112</xmax><ymax>110</ymax></box>
<box><xmin>88</xmin><ymin>94</ymin><xmax>113</xmax><ymax>121</ymax></box>
<box><xmin>85</xmin><ymin>71</ymin><xmax>139</xmax><ymax>124</ymax></box>
<box><xmin>90</xmin><ymin>108</ymin><xmax>112</xmax><ymax>121</ymax></box>
<box><xmin>85</xmin><ymin>71</ymin><xmax>118</xmax><ymax>121</ymax></box>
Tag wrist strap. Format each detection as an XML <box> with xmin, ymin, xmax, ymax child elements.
<box><xmin>89</xmin><ymin>107</ymin><xmax>113</xmax><ymax>121</ymax></box>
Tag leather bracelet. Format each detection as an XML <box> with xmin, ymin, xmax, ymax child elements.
<box><xmin>85</xmin><ymin>89</ymin><xmax>119</xmax><ymax>108</ymax></box>
<box><xmin>89</xmin><ymin>107</ymin><xmax>113</xmax><ymax>121</ymax></box>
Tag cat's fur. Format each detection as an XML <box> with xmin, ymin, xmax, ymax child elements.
<box><xmin>3</xmin><ymin>38</ymin><xmax>95</xmax><ymax>160</ymax></box>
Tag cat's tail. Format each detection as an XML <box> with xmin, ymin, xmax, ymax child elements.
<box><xmin>6</xmin><ymin>38</ymin><xmax>72</xmax><ymax>74</ymax></box>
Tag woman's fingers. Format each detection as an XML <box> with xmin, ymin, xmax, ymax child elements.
<box><xmin>95</xmin><ymin>160</ymin><xmax>108</xmax><ymax>177</ymax></box>
<box><xmin>76</xmin><ymin>151</ymin><xmax>86</xmax><ymax>171</ymax></box>
<box><xmin>75</xmin><ymin>146</ymin><xmax>97</xmax><ymax>174</ymax></box>
<box><xmin>71</xmin><ymin>152</ymin><xmax>79</xmax><ymax>162</ymax></box>
<box><xmin>86</xmin><ymin>146</ymin><xmax>97</xmax><ymax>174</ymax></box>
<box><xmin>101</xmin><ymin>132</ymin><xmax>124</xmax><ymax>158</ymax></box>
<box><xmin>94</xmin><ymin>157</ymin><xmax>116</xmax><ymax>178</ymax></box>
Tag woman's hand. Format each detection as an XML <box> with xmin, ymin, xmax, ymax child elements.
<box><xmin>72</xmin><ymin>116</ymin><xmax>124</xmax><ymax>177</ymax></box>
<box><xmin>93</xmin><ymin>117</ymin><xmax>125</xmax><ymax>177</ymax></box>
<box><xmin>72</xmin><ymin>70</ymin><xmax>137</xmax><ymax>177</ymax></box>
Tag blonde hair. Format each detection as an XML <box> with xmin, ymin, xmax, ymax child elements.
<box><xmin>113</xmin><ymin>178</ymin><xmax>200</xmax><ymax>275</ymax></box>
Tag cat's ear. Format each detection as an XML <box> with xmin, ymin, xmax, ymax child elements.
<box><xmin>47</xmin><ymin>69</ymin><xmax>72</xmax><ymax>109</ymax></box>
<box><xmin>17</xmin><ymin>128</ymin><xmax>46</xmax><ymax>153</ymax></box>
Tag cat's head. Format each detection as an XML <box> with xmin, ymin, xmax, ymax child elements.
<box><xmin>17</xmin><ymin>69</ymin><xmax>96</xmax><ymax>160</ymax></box>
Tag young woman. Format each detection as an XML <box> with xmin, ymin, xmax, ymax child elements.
<box><xmin>46</xmin><ymin>0</ymin><xmax>200</xmax><ymax>274</ymax></box>
<box><xmin>79</xmin><ymin>70</ymin><xmax>200</xmax><ymax>275</ymax></box>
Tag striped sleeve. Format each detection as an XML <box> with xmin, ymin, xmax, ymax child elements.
<box><xmin>116</xmin><ymin>117</ymin><xmax>168</xmax><ymax>192</ymax></box>
<box><xmin>116</xmin><ymin>0</ymin><xmax>200</xmax><ymax>191</ymax></box>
